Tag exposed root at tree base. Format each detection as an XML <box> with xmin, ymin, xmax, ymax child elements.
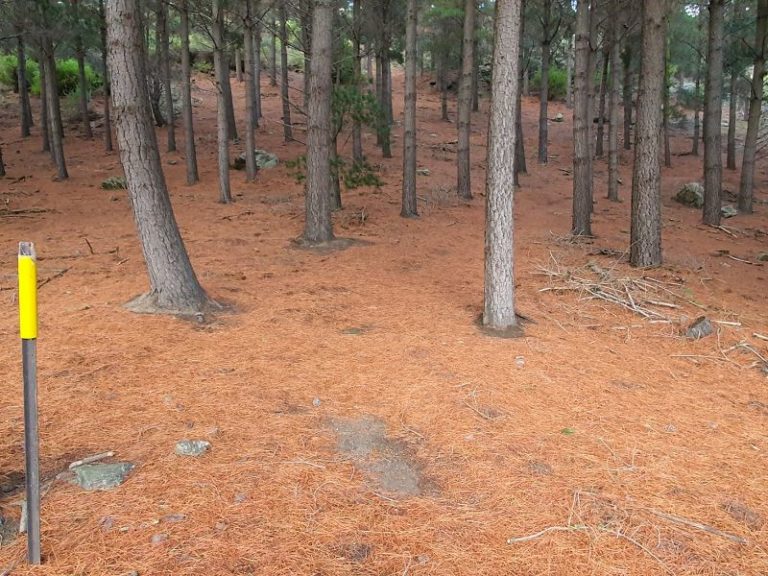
<box><xmin>475</xmin><ymin>314</ymin><xmax>526</xmax><ymax>339</ymax></box>
<box><xmin>124</xmin><ymin>291</ymin><xmax>225</xmax><ymax>319</ymax></box>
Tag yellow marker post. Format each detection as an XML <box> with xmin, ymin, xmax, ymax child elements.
<box><xmin>18</xmin><ymin>242</ymin><xmax>41</xmax><ymax>564</ymax></box>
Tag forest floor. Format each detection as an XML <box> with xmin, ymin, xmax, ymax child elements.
<box><xmin>1</xmin><ymin>69</ymin><xmax>768</xmax><ymax>576</ymax></box>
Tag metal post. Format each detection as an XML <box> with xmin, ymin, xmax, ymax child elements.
<box><xmin>18</xmin><ymin>241</ymin><xmax>41</xmax><ymax>564</ymax></box>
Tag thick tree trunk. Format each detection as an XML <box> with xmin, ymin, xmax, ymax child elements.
<box><xmin>303</xmin><ymin>0</ymin><xmax>335</xmax><ymax>244</ymax></box>
<box><xmin>538</xmin><ymin>0</ymin><xmax>551</xmax><ymax>164</ymax></box>
<box><xmin>401</xmin><ymin>0</ymin><xmax>419</xmax><ymax>218</ymax></box>
<box><xmin>726</xmin><ymin>70</ymin><xmax>737</xmax><ymax>170</ymax></box>
<box><xmin>17</xmin><ymin>30</ymin><xmax>33</xmax><ymax>137</ymax></box>
<box><xmin>622</xmin><ymin>46</ymin><xmax>632</xmax><ymax>150</ymax></box>
<box><xmin>703</xmin><ymin>0</ymin><xmax>724</xmax><ymax>227</ymax></box>
<box><xmin>663</xmin><ymin>42</ymin><xmax>671</xmax><ymax>168</ymax></box>
<box><xmin>472</xmin><ymin>34</ymin><xmax>480</xmax><ymax>112</ymax></box>
<box><xmin>235</xmin><ymin>48</ymin><xmax>242</xmax><ymax>82</ymax></box>
<box><xmin>302</xmin><ymin>0</ymin><xmax>312</xmax><ymax>110</ymax></box>
<box><xmin>178</xmin><ymin>0</ymin><xmax>198</xmax><ymax>184</ymax></box>
<box><xmin>352</xmin><ymin>0</ymin><xmax>364</xmax><ymax>164</ymax></box>
<box><xmin>572</xmin><ymin>0</ymin><xmax>592</xmax><ymax>236</ymax></box>
<box><xmin>244</xmin><ymin>0</ymin><xmax>258</xmax><ymax>182</ymax></box>
<box><xmin>693</xmin><ymin>66</ymin><xmax>701</xmax><ymax>155</ymax></box>
<box><xmin>329</xmin><ymin>136</ymin><xmax>342</xmax><ymax>211</ymax></box>
<box><xmin>106</xmin><ymin>0</ymin><xmax>212</xmax><ymax>315</ymax></box>
<box><xmin>221</xmin><ymin>51</ymin><xmax>238</xmax><ymax>140</ymax></box>
<box><xmin>566</xmin><ymin>34</ymin><xmax>573</xmax><ymax>109</ymax></box>
<box><xmin>43</xmin><ymin>39</ymin><xmax>68</xmax><ymax>180</ymax></box>
<box><xmin>515</xmin><ymin>1</ymin><xmax>527</xmax><ymax>183</ymax></box>
<box><xmin>39</xmin><ymin>51</ymin><xmax>50</xmax><ymax>153</ymax></box>
<box><xmin>607</xmin><ymin>1</ymin><xmax>621</xmax><ymax>202</ymax></box>
<box><xmin>439</xmin><ymin>57</ymin><xmax>449</xmax><ymax>121</ymax></box>
<box><xmin>457</xmin><ymin>0</ymin><xmax>475</xmax><ymax>200</ymax></box>
<box><xmin>630</xmin><ymin>0</ymin><xmax>666</xmax><ymax>268</ymax></box>
<box><xmin>254</xmin><ymin>13</ymin><xmax>262</xmax><ymax>121</ymax></box>
<box><xmin>279</xmin><ymin>2</ymin><xmax>293</xmax><ymax>142</ymax></box>
<box><xmin>270</xmin><ymin>15</ymin><xmax>277</xmax><ymax>86</ymax></box>
<box><xmin>483</xmin><ymin>0</ymin><xmax>521</xmax><ymax>334</ymax></box>
<box><xmin>99</xmin><ymin>0</ymin><xmax>113</xmax><ymax>152</ymax></box>
<box><xmin>380</xmin><ymin>21</ymin><xmax>393</xmax><ymax>159</ymax></box>
<box><xmin>212</xmin><ymin>0</ymin><xmax>232</xmax><ymax>203</ymax></box>
<box><xmin>738</xmin><ymin>0</ymin><xmax>768</xmax><ymax>213</ymax></box>
<box><xmin>158</xmin><ymin>0</ymin><xmax>176</xmax><ymax>152</ymax></box>
<box><xmin>596</xmin><ymin>47</ymin><xmax>609</xmax><ymax>158</ymax></box>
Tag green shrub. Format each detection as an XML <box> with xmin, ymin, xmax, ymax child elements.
<box><xmin>101</xmin><ymin>176</ymin><xmax>127</xmax><ymax>190</ymax></box>
<box><xmin>0</xmin><ymin>54</ymin><xmax>40</xmax><ymax>93</ymax></box>
<box><xmin>25</xmin><ymin>58</ymin><xmax>101</xmax><ymax>96</ymax></box>
<box><xmin>192</xmin><ymin>58</ymin><xmax>213</xmax><ymax>75</ymax></box>
<box><xmin>531</xmin><ymin>67</ymin><xmax>568</xmax><ymax>101</ymax></box>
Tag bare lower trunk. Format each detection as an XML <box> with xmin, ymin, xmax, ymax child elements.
<box><xmin>380</xmin><ymin>45</ymin><xmax>393</xmax><ymax>158</ymax></box>
<box><xmin>179</xmin><ymin>0</ymin><xmax>198</xmax><ymax>184</ymax></box>
<box><xmin>212</xmin><ymin>0</ymin><xmax>231</xmax><ymax>203</ymax></box>
<box><xmin>572</xmin><ymin>0</ymin><xmax>592</xmax><ymax>236</ymax></box>
<box><xmin>439</xmin><ymin>58</ymin><xmax>449</xmax><ymax>120</ymax></box>
<box><xmin>302</xmin><ymin>0</ymin><xmax>311</xmax><ymax>110</ymax></box>
<box><xmin>106</xmin><ymin>0</ymin><xmax>212</xmax><ymax>315</ymax></box>
<box><xmin>566</xmin><ymin>34</ymin><xmax>573</xmax><ymax>109</ymax></box>
<box><xmin>43</xmin><ymin>39</ymin><xmax>67</xmax><ymax>180</ymax></box>
<box><xmin>703</xmin><ymin>0</ymin><xmax>724</xmax><ymax>227</ymax></box>
<box><xmin>538</xmin><ymin>0</ymin><xmax>551</xmax><ymax>165</ymax></box>
<box><xmin>279</xmin><ymin>2</ymin><xmax>293</xmax><ymax>142</ymax></box>
<box><xmin>222</xmin><ymin>51</ymin><xmax>238</xmax><ymax>141</ymax></box>
<box><xmin>622</xmin><ymin>46</ymin><xmax>632</xmax><ymax>150</ymax></box>
<box><xmin>483</xmin><ymin>0</ymin><xmax>521</xmax><ymax>334</ymax></box>
<box><xmin>72</xmin><ymin>0</ymin><xmax>93</xmax><ymax>139</ymax></box>
<box><xmin>99</xmin><ymin>0</ymin><xmax>113</xmax><ymax>152</ymax></box>
<box><xmin>607</xmin><ymin>1</ymin><xmax>620</xmax><ymax>202</ymax></box>
<box><xmin>663</xmin><ymin>43</ymin><xmax>671</xmax><ymax>168</ymax></box>
<box><xmin>472</xmin><ymin>34</ymin><xmax>480</xmax><ymax>112</ymax></box>
<box><xmin>0</xmin><ymin>144</ymin><xmax>5</xmax><ymax>176</ymax></box>
<box><xmin>254</xmin><ymin>14</ymin><xmax>262</xmax><ymax>121</ymax></box>
<box><xmin>630</xmin><ymin>0</ymin><xmax>666</xmax><ymax>268</ymax></box>
<box><xmin>235</xmin><ymin>48</ymin><xmax>242</xmax><ymax>82</ymax></box>
<box><xmin>158</xmin><ymin>0</ymin><xmax>176</xmax><ymax>152</ymax></box>
<box><xmin>726</xmin><ymin>70</ymin><xmax>737</xmax><ymax>170</ymax></box>
<box><xmin>515</xmin><ymin>3</ymin><xmax>527</xmax><ymax>183</ymax></box>
<box><xmin>270</xmin><ymin>15</ymin><xmax>277</xmax><ymax>86</ymax></box>
<box><xmin>17</xmin><ymin>30</ymin><xmax>33</xmax><ymax>137</ymax></box>
<box><xmin>244</xmin><ymin>0</ymin><xmax>257</xmax><ymax>182</ymax></box>
<box><xmin>330</xmin><ymin>137</ymin><xmax>342</xmax><ymax>211</ymax></box>
<box><xmin>692</xmin><ymin>69</ymin><xmax>701</xmax><ymax>155</ymax></box>
<box><xmin>401</xmin><ymin>0</ymin><xmax>418</xmax><ymax>218</ymax></box>
<box><xmin>352</xmin><ymin>0</ymin><xmax>364</xmax><ymax>164</ymax></box>
<box><xmin>39</xmin><ymin>51</ymin><xmax>50</xmax><ymax>153</ymax></box>
<box><xmin>738</xmin><ymin>0</ymin><xmax>768</xmax><ymax>213</ymax></box>
<box><xmin>457</xmin><ymin>0</ymin><xmax>475</xmax><ymax>200</ymax></box>
<box><xmin>596</xmin><ymin>47</ymin><xmax>609</xmax><ymax>158</ymax></box>
<box><xmin>303</xmin><ymin>0</ymin><xmax>335</xmax><ymax>244</ymax></box>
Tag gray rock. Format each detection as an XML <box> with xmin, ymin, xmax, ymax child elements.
<box><xmin>416</xmin><ymin>168</ymin><xmax>431</xmax><ymax>176</ymax></box>
<box><xmin>552</xmin><ymin>112</ymin><xmax>565</xmax><ymax>122</ymax></box>
<box><xmin>685</xmin><ymin>316</ymin><xmax>713</xmax><ymax>340</ymax></box>
<box><xmin>175</xmin><ymin>439</ymin><xmax>211</xmax><ymax>457</ymax></box>
<box><xmin>757</xmin><ymin>252</ymin><xmax>768</xmax><ymax>262</ymax></box>
<box><xmin>674</xmin><ymin>182</ymin><xmax>704</xmax><ymax>208</ymax></box>
<box><xmin>234</xmin><ymin>149</ymin><xmax>279</xmax><ymax>170</ymax></box>
<box><xmin>151</xmin><ymin>533</ymin><xmax>169</xmax><ymax>545</ymax></box>
<box><xmin>71</xmin><ymin>462</ymin><xmax>134</xmax><ymax>491</ymax></box>
<box><xmin>721</xmin><ymin>204</ymin><xmax>738</xmax><ymax>218</ymax></box>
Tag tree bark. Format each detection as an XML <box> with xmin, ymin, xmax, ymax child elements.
<box><xmin>439</xmin><ymin>55</ymin><xmax>449</xmax><ymax>121</ymax></box>
<box><xmin>515</xmin><ymin>0</ymin><xmax>527</xmax><ymax>183</ymax></box>
<box><xmin>0</xmin><ymin>143</ymin><xmax>5</xmax><ymax>177</ymax></box>
<box><xmin>157</xmin><ymin>0</ymin><xmax>176</xmax><ymax>152</ymax></box>
<box><xmin>178</xmin><ymin>0</ymin><xmax>198</xmax><ymax>183</ymax></box>
<box><xmin>538</xmin><ymin>0</ymin><xmax>552</xmax><ymax>164</ymax></box>
<box><xmin>663</xmin><ymin>41</ymin><xmax>671</xmax><ymax>168</ymax></box>
<box><xmin>212</xmin><ymin>0</ymin><xmax>232</xmax><ymax>203</ymax></box>
<box><xmin>254</xmin><ymin>11</ymin><xmax>262</xmax><ymax>121</ymax></box>
<box><xmin>457</xmin><ymin>0</ymin><xmax>476</xmax><ymax>200</ymax></box>
<box><xmin>301</xmin><ymin>0</ymin><xmax>312</xmax><ymax>110</ymax></box>
<box><xmin>270</xmin><ymin>15</ymin><xmax>277</xmax><ymax>86</ymax></box>
<box><xmin>221</xmin><ymin>50</ymin><xmax>238</xmax><ymax>140</ymax></box>
<box><xmin>483</xmin><ymin>0</ymin><xmax>522</xmax><ymax>334</ymax></box>
<box><xmin>572</xmin><ymin>0</ymin><xmax>591</xmax><ymax>236</ymax></box>
<box><xmin>303</xmin><ymin>0</ymin><xmax>335</xmax><ymax>244</ymax></box>
<box><xmin>39</xmin><ymin>49</ymin><xmax>50</xmax><ymax>153</ymax></box>
<box><xmin>703</xmin><ymin>0</ymin><xmax>724</xmax><ymax>226</ymax></box>
<box><xmin>630</xmin><ymin>0</ymin><xmax>666</xmax><ymax>268</ymax></box>
<box><xmin>244</xmin><ymin>0</ymin><xmax>258</xmax><ymax>182</ymax></box>
<box><xmin>607</xmin><ymin>0</ymin><xmax>620</xmax><ymax>202</ymax></box>
<box><xmin>43</xmin><ymin>37</ymin><xmax>68</xmax><ymax>180</ymax></box>
<box><xmin>738</xmin><ymin>0</ymin><xmax>768</xmax><ymax>213</ymax></box>
<box><xmin>73</xmin><ymin>0</ymin><xmax>93</xmax><ymax>139</ymax></box>
<box><xmin>352</xmin><ymin>0</ymin><xmax>364</xmax><ymax>164</ymax></box>
<box><xmin>622</xmin><ymin>46</ymin><xmax>632</xmax><ymax>150</ymax></box>
<box><xmin>106</xmin><ymin>0</ymin><xmax>212</xmax><ymax>315</ymax></box>
<box><xmin>235</xmin><ymin>48</ymin><xmax>243</xmax><ymax>82</ymax></box>
<box><xmin>17</xmin><ymin>29</ymin><xmax>33</xmax><ymax>137</ymax></box>
<box><xmin>401</xmin><ymin>0</ymin><xmax>419</xmax><ymax>218</ymax></box>
<box><xmin>692</xmin><ymin>64</ymin><xmax>701</xmax><ymax>155</ymax></box>
<box><xmin>99</xmin><ymin>0</ymin><xmax>113</xmax><ymax>151</ymax></box>
<box><xmin>566</xmin><ymin>34</ymin><xmax>573</xmax><ymax>109</ymax></box>
<box><xmin>279</xmin><ymin>1</ymin><xmax>293</xmax><ymax>142</ymax></box>
<box><xmin>596</xmin><ymin>46</ymin><xmax>609</xmax><ymax>158</ymax></box>
<box><xmin>472</xmin><ymin>33</ymin><xmax>480</xmax><ymax>112</ymax></box>
<box><xmin>726</xmin><ymin>70</ymin><xmax>737</xmax><ymax>170</ymax></box>
<box><xmin>380</xmin><ymin>18</ymin><xmax>393</xmax><ymax>159</ymax></box>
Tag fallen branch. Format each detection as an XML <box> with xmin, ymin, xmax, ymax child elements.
<box><xmin>507</xmin><ymin>524</ymin><xmax>588</xmax><ymax>544</ymax></box>
<box><xmin>646</xmin><ymin>509</ymin><xmax>747</xmax><ymax>545</ymax></box>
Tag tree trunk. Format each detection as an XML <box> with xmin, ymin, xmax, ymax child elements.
<box><xmin>439</xmin><ymin>56</ymin><xmax>449</xmax><ymax>121</ymax></box>
<box><xmin>515</xmin><ymin>0</ymin><xmax>527</xmax><ymax>183</ymax></box>
<box><xmin>303</xmin><ymin>0</ymin><xmax>335</xmax><ymax>244</ymax></box>
<box><xmin>0</xmin><ymin>143</ymin><xmax>5</xmax><ymax>177</ymax></box>
<box><xmin>693</xmin><ymin>65</ymin><xmax>701</xmax><ymax>155</ymax></box>
<box><xmin>401</xmin><ymin>0</ymin><xmax>419</xmax><ymax>218</ymax></box>
<box><xmin>572</xmin><ymin>0</ymin><xmax>591</xmax><ymax>236</ymax></box>
<box><xmin>457</xmin><ymin>0</ymin><xmax>475</xmax><ymax>200</ymax></box>
<box><xmin>663</xmin><ymin>41</ymin><xmax>671</xmax><ymax>168</ymax></box>
<box><xmin>566</xmin><ymin>34</ymin><xmax>573</xmax><ymax>109</ymax></box>
<box><xmin>17</xmin><ymin>30</ymin><xmax>33</xmax><ymax>137</ymax></box>
<box><xmin>483</xmin><ymin>0</ymin><xmax>522</xmax><ymax>335</ymax></box>
<box><xmin>472</xmin><ymin>33</ymin><xmax>480</xmax><ymax>112</ymax></box>
<box><xmin>630</xmin><ymin>0</ymin><xmax>666</xmax><ymax>268</ymax></box>
<box><xmin>538</xmin><ymin>0</ymin><xmax>551</xmax><ymax>164</ymax></box>
<box><xmin>158</xmin><ymin>0</ymin><xmax>176</xmax><ymax>152</ymax></box>
<box><xmin>607</xmin><ymin>0</ymin><xmax>620</xmax><ymax>202</ymax></box>
<box><xmin>178</xmin><ymin>0</ymin><xmax>198</xmax><ymax>184</ymax></box>
<box><xmin>99</xmin><ymin>0</ymin><xmax>113</xmax><ymax>152</ymax></box>
<box><xmin>221</xmin><ymin>51</ymin><xmax>238</xmax><ymax>140</ymax></box>
<box><xmin>302</xmin><ymin>0</ymin><xmax>312</xmax><ymax>110</ymax></box>
<box><xmin>212</xmin><ymin>0</ymin><xmax>232</xmax><ymax>203</ymax></box>
<box><xmin>235</xmin><ymin>48</ymin><xmax>242</xmax><ymax>82</ymax></box>
<box><xmin>73</xmin><ymin>0</ymin><xmax>93</xmax><ymax>139</ymax></box>
<box><xmin>329</xmin><ymin>136</ymin><xmax>342</xmax><ymax>211</ymax></box>
<box><xmin>352</xmin><ymin>0</ymin><xmax>364</xmax><ymax>164</ymax></box>
<box><xmin>622</xmin><ymin>46</ymin><xmax>632</xmax><ymax>149</ymax></box>
<box><xmin>703</xmin><ymin>0</ymin><xmax>724</xmax><ymax>226</ymax></box>
<box><xmin>244</xmin><ymin>0</ymin><xmax>258</xmax><ymax>182</ymax></box>
<box><xmin>380</xmin><ymin>18</ymin><xmax>393</xmax><ymax>159</ymax></box>
<box><xmin>726</xmin><ymin>70</ymin><xmax>737</xmax><ymax>170</ymax></box>
<box><xmin>39</xmin><ymin>50</ymin><xmax>50</xmax><ymax>153</ymax></box>
<box><xmin>43</xmin><ymin>38</ymin><xmax>68</xmax><ymax>180</ymax></box>
<box><xmin>738</xmin><ymin>0</ymin><xmax>767</xmax><ymax>213</ymax></box>
<box><xmin>106</xmin><ymin>0</ymin><xmax>213</xmax><ymax>315</ymax></box>
<box><xmin>270</xmin><ymin>15</ymin><xmax>277</xmax><ymax>86</ymax></box>
<box><xmin>254</xmin><ymin>12</ymin><xmax>262</xmax><ymax>121</ymax></box>
<box><xmin>279</xmin><ymin>1</ymin><xmax>293</xmax><ymax>142</ymax></box>
<box><xmin>596</xmin><ymin>47</ymin><xmax>609</xmax><ymax>158</ymax></box>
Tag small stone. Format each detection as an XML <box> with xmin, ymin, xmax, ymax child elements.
<box><xmin>416</xmin><ymin>168</ymin><xmax>431</xmax><ymax>176</ymax></box>
<box><xmin>515</xmin><ymin>356</ymin><xmax>525</xmax><ymax>368</ymax></box>
<box><xmin>71</xmin><ymin>462</ymin><xmax>134</xmax><ymax>491</ymax></box>
<box><xmin>167</xmin><ymin>159</ymin><xmax>178</xmax><ymax>165</ymax></box>
<box><xmin>215</xmin><ymin>521</ymin><xmax>228</xmax><ymax>532</ymax></box>
<box><xmin>175</xmin><ymin>439</ymin><xmax>211</xmax><ymax>457</ymax></box>
<box><xmin>685</xmin><ymin>316</ymin><xmax>713</xmax><ymax>340</ymax></box>
<box><xmin>756</xmin><ymin>252</ymin><xmax>768</xmax><ymax>262</ymax></box>
<box><xmin>234</xmin><ymin>493</ymin><xmax>247</xmax><ymax>504</ymax></box>
<box><xmin>234</xmin><ymin>149</ymin><xmax>279</xmax><ymax>170</ymax></box>
<box><xmin>162</xmin><ymin>513</ymin><xmax>186</xmax><ymax>524</ymax></box>
<box><xmin>151</xmin><ymin>533</ymin><xmax>169</xmax><ymax>545</ymax></box>
<box><xmin>674</xmin><ymin>182</ymin><xmax>704</xmax><ymax>208</ymax></box>
<box><xmin>552</xmin><ymin>112</ymin><xmax>564</xmax><ymax>122</ymax></box>
<box><xmin>665</xmin><ymin>424</ymin><xmax>678</xmax><ymax>433</ymax></box>
<box><xmin>464</xmin><ymin>433</ymin><xmax>475</xmax><ymax>441</ymax></box>
<box><xmin>100</xmin><ymin>516</ymin><xmax>115</xmax><ymax>532</ymax></box>
<box><xmin>312</xmin><ymin>398</ymin><xmax>322</xmax><ymax>408</ymax></box>
<box><xmin>721</xmin><ymin>205</ymin><xmax>738</xmax><ymax>218</ymax></box>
